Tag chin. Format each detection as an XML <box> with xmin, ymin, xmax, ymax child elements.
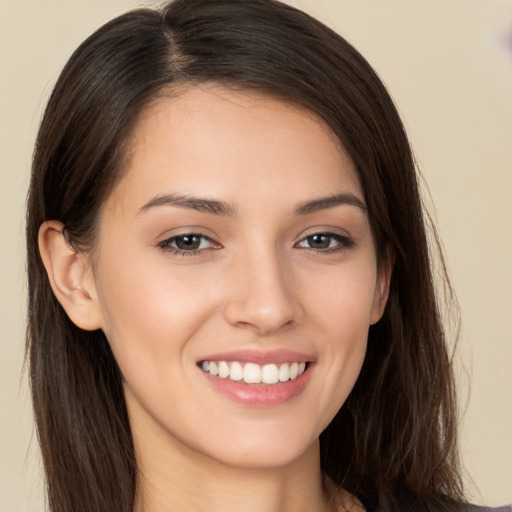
<box><xmin>188</xmin><ymin>425</ymin><xmax>321</xmax><ymax>471</ymax></box>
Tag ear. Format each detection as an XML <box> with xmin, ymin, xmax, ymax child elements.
<box><xmin>38</xmin><ymin>220</ymin><xmax>103</xmax><ymax>331</ymax></box>
<box><xmin>370</xmin><ymin>252</ymin><xmax>394</xmax><ymax>325</ymax></box>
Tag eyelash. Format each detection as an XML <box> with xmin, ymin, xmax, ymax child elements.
<box><xmin>157</xmin><ymin>232</ymin><xmax>354</xmax><ymax>256</ymax></box>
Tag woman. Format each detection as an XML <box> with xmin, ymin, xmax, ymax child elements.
<box><xmin>25</xmin><ymin>1</ymin><xmax>509</xmax><ymax>511</ymax></box>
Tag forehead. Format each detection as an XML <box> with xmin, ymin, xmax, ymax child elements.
<box><xmin>108</xmin><ymin>85</ymin><xmax>362</xmax><ymax>214</ymax></box>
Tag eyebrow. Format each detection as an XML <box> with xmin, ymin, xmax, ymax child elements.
<box><xmin>138</xmin><ymin>191</ymin><xmax>366</xmax><ymax>217</ymax></box>
<box><xmin>138</xmin><ymin>193</ymin><xmax>237</xmax><ymax>216</ymax></box>
<box><xmin>295</xmin><ymin>193</ymin><xmax>367</xmax><ymax>214</ymax></box>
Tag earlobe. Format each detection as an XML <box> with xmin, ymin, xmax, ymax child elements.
<box><xmin>370</xmin><ymin>255</ymin><xmax>393</xmax><ymax>325</ymax></box>
<box><xmin>38</xmin><ymin>221</ymin><xmax>103</xmax><ymax>331</ymax></box>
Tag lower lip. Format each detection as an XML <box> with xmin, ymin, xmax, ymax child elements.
<box><xmin>201</xmin><ymin>364</ymin><xmax>314</xmax><ymax>407</ymax></box>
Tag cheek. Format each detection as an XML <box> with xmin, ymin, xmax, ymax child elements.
<box><xmin>303</xmin><ymin>263</ymin><xmax>377</xmax><ymax>411</ymax></box>
<box><xmin>306</xmin><ymin>259</ymin><xmax>378</xmax><ymax>333</ymax></box>
<box><xmin>94</xmin><ymin>258</ymin><xmax>221</xmax><ymax>432</ymax></box>
<box><xmin>329</xmin><ymin>270</ymin><xmax>377</xmax><ymax>368</ymax></box>
<box><xmin>94</xmin><ymin>252</ymin><xmax>220</xmax><ymax>373</ymax></box>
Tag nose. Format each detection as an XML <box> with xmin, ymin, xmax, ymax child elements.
<box><xmin>223</xmin><ymin>247</ymin><xmax>303</xmax><ymax>336</ymax></box>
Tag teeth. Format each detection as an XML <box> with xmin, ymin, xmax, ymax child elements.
<box><xmin>278</xmin><ymin>363</ymin><xmax>290</xmax><ymax>382</ymax></box>
<box><xmin>229</xmin><ymin>361</ymin><xmax>244</xmax><ymax>381</ymax></box>
<box><xmin>218</xmin><ymin>361</ymin><xmax>230</xmax><ymax>378</ymax></box>
<box><xmin>209</xmin><ymin>361</ymin><xmax>218</xmax><ymax>376</ymax></box>
<box><xmin>244</xmin><ymin>363</ymin><xmax>261</xmax><ymax>384</ymax></box>
<box><xmin>201</xmin><ymin>360</ymin><xmax>307</xmax><ymax>384</ymax></box>
<box><xmin>261</xmin><ymin>364</ymin><xmax>279</xmax><ymax>384</ymax></box>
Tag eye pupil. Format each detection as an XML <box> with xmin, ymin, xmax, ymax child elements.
<box><xmin>175</xmin><ymin>235</ymin><xmax>201</xmax><ymax>250</ymax></box>
<box><xmin>308</xmin><ymin>234</ymin><xmax>330</xmax><ymax>249</ymax></box>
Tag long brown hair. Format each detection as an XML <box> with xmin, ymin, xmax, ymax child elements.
<box><xmin>26</xmin><ymin>1</ymin><xmax>464</xmax><ymax>510</ymax></box>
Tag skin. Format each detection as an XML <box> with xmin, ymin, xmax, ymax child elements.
<box><xmin>39</xmin><ymin>85</ymin><xmax>391</xmax><ymax>512</ymax></box>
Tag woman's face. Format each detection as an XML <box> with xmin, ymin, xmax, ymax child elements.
<box><xmin>90</xmin><ymin>86</ymin><xmax>389</xmax><ymax>469</ymax></box>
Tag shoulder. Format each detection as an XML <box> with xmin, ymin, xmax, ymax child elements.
<box><xmin>465</xmin><ymin>506</ymin><xmax>512</xmax><ymax>512</ymax></box>
<box><xmin>357</xmin><ymin>499</ymin><xmax>512</xmax><ymax>512</ymax></box>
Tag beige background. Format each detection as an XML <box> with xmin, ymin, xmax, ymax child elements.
<box><xmin>1</xmin><ymin>0</ymin><xmax>510</xmax><ymax>510</ymax></box>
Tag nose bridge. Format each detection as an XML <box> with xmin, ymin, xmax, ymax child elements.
<box><xmin>224</xmin><ymin>241</ymin><xmax>301</xmax><ymax>334</ymax></box>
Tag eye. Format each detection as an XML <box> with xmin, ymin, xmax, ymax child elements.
<box><xmin>158</xmin><ymin>233</ymin><xmax>218</xmax><ymax>255</ymax></box>
<box><xmin>296</xmin><ymin>232</ymin><xmax>353</xmax><ymax>252</ymax></box>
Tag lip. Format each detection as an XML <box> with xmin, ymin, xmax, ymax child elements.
<box><xmin>198</xmin><ymin>349</ymin><xmax>316</xmax><ymax>407</ymax></box>
<box><xmin>197</xmin><ymin>348</ymin><xmax>315</xmax><ymax>365</ymax></box>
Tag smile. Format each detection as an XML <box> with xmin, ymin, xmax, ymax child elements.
<box><xmin>200</xmin><ymin>361</ymin><xmax>307</xmax><ymax>384</ymax></box>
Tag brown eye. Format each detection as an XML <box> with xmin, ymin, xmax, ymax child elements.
<box><xmin>297</xmin><ymin>232</ymin><xmax>354</xmax><ymax>252</ymax></box>
<box><xmin>174</xmin><ymin>235</ymin><xmax>203</xmax><ymax>250</ymax></box>
<box><xmin>306</xmin><ymin>234</ymin><xmax>331</xmax><ymax>249</ymax></box>
<box><xmin>158</xmin><ymin>233</ymin><xmax>217</xmax><ymax>254</ymax></box>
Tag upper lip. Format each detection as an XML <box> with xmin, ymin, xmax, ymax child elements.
<box><xmin>198</xmin><ymin>348</ymin><xmax>315</xmax><ymax>365</ymax></box>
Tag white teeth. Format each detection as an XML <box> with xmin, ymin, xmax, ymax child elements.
<box><xmin>244</xmin><ymin>363</ymin><xmax>262</xmax><ymax>384</ymax></box>
<box><xmin>278</xmin><ymin>363</ymin><xmax>290</xmax><ymax>382</ymax></box>
<box><xmin>202</xmin><ymin>360</ymin><xmax>308</xmax><ymax>384</ymax></box>
<box><xmin>262</xmin><ymin>364</ymin><xmax>279</xmax><ymax>384</ymax></box>
<box><xmin>218</xmin><ymin>361</ymin><xmax>229</xmax><ymax>378</ymax></box>
<box><xmin>209</xmin><ymin>361</ymin><xmax>219</xmax><ymax>376</ymax></box>
<box><xmin>229</xmin><ymin>361</ymin><xmax>244</xmax><ymax>381</ymax></box>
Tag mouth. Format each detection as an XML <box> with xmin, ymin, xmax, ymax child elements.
<box><xmin>199</xmin><ymin>360</ymin><xmax>308</xmax><ymax>385</ymax></box>
<box><xmin>196</xmin><ymin>351</ymin><xmax>315</xmax><ymax>406</ymax></box>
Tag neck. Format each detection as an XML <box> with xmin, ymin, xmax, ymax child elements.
<box><xmin>132</xmin><ymin>420</ymin><xmax>334</xmax><ymax>512</ymax></box>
